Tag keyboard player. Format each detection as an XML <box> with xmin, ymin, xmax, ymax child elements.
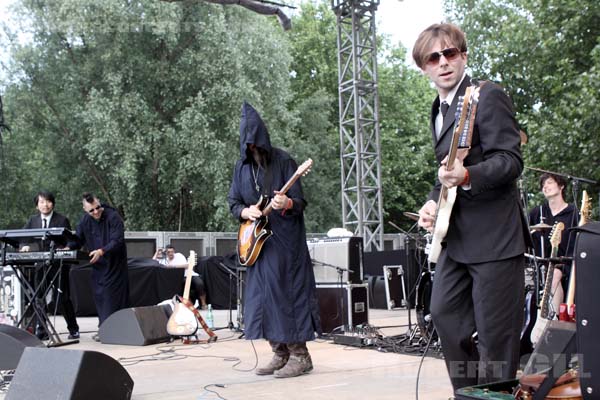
<box><xmin>20</xmin><ymin>190</ymin><xmax>80</xmax><ymax>340</ymax></box>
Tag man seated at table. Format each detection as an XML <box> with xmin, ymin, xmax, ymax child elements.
<box><xmin>153</xmin><ymin>245</ymin><xmax>208</xmax><ymax>309</ymax></box>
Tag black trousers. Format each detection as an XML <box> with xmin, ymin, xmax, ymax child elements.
<box><xmin>430</xmin><ymin>251</ymin><xmax>524</xmax><ymax>392</ymax></box>
<box><xmin>54</xmin><ymin>264</ymin><xmax>79</xmax><ymax>333</ymax></box>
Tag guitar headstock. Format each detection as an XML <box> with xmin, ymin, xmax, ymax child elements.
<box><xmin>295</xmin><ymin>158</ymin><xmax>313</xmax><ymax>177</ymax></box>
<box><xmin>549</xmin><ymin>222</ymin><xmax>565</xmax><ymax>249</ymax></box>
<box><xmin>188</xmin><ymin>250</ymin><xmax>197</xmax><ymax>268</ymax></box>
<box><xmin>580</xmin><ymin>190</ymin><xmax>591</xmax><ymax>226</ymax></box>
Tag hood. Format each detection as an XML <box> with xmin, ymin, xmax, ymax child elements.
<box><xmin>239</xmin><ymin>101</ymin><xmax>272</xmax><ymax>162</ymax></box>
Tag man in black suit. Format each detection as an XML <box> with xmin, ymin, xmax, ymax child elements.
<box><xmin>22</xmin><ymin>190</ymin><xmax>80</xmax><ymax>340</ymax></box>
<box><xmin>413</xmin><ymin>23</ymin><xmax>528</xmax><ymax>392</ymax></box>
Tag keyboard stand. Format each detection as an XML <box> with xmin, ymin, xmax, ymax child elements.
<box><xmin>3</xmin><ymin>242</ymin><xmax>78</xmax><ymax>347</ymax></box>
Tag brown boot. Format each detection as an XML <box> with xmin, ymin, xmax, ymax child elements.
<box><xmin>256</xmin><ymin>353</ymin><xmax>289</xmax><ymax>375</ymax></box>
<box><xmin>273</xmin><ymin>354</ymin><xmax>313</xmax><ymax>378</ymax></box>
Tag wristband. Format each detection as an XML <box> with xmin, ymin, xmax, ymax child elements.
<box><xmin>460</xmin><ymin>168</ymin><xmax>470</xmax><ymax>186</ymax></box>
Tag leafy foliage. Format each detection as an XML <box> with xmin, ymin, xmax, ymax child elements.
<box><xmin>1</xmin><ymin>0</ymin><xmax>296</xmax><ymax>230</ymax></box>
<box><xmin>447</xmin><ymin>0</ymin><xmax>600</xmax><ymax>208</ymax></box>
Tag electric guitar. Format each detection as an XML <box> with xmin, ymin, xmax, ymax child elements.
<box><xmin>530</xmin><ymin>221</ymin><xmax>565</xmax><ymax>346</ymax></box>
<box><xmin>558</xmin><ymin>190</ymin><xmax>591</xmax><ymax>322</ymax></box>
<box><xmin>166</xmin><ymin>251</ymin><xmax>217</xmax><ymax>342</ymax></box>
<box><xmin>237</xmin><ymin>158</ymin><xmax>313</xmax><ymax>266</ymax></box>
<box><xmin>428</xmin><ymin>85</ymin><xmax>480</xmax><ymax>263</ymax></box>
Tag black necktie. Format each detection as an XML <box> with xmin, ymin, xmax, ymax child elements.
<box><xmin>440</xmin><ymin>101</ymin><xmax>449</xmax><ymax>118</ymax></box>
<box><xmin>42</xmin><ymin>219</ymin><xmax>47</xmax><ymax>229</ymax></box>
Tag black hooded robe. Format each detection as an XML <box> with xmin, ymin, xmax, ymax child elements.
<box><xmin>227</xmin><ymin>102</ymin><xmax>321</xmax><ymax>343</ymax></box>
<box><xmin>71</xmin><ymin>205</ymin><xmax>130</xmax><ymax>324</ymax></box>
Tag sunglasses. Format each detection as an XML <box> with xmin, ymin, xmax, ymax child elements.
<box><xmin>86</xmin><ymin>205</ymin><xmax>102</xmax><ymax>214</ymax></box>
<box><xmin>425</xmin><ymin>47</ymin><xmax>462</xmax><ymax>65</ymax></box>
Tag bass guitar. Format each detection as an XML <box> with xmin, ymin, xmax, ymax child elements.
<box><xmin>530</xmin><ymin>221</ymin><xmax>565</xmax><ymax>346</ymax></box>
<box><xmin>237</xmin><ymin>158</ymin><xmax>313</xmax><ymax>266</ymax></box>
<box><xmin>428</xmin><ymin>85</ymin><xmax>480</xmax><ymax>263</ymax></box>
<box><xmin>558</xmin><ymin>190</ymin><xmax>591</xmax><ymax>322</ymax></box>
<box><xmin>166</xmin><ymin>251</ymin><xmax>217</xmax><ymax>342</ymax></box>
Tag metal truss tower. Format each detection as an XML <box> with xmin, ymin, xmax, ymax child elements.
<box><xmin>331</xmin><ymin>0</ymin><xmax>383</xmax><ymax>251</ymax></box>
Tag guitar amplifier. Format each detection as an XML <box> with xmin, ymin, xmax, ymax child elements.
<box><xmin>316</xmin><ymin>283</ymin><xmax>369</xmax><ymax>334</ymax></box>
<box><xmin>307</xmin><ymin>237</ymin><xmax>363</xmax><ymax>284</ymax></box>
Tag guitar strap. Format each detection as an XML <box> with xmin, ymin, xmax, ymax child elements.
<box><xmin>177</xmin><ymin>296</ymin><xmax>218</xmax><ymax>344</ymax></box>
<box><xmin>261</xmin><ymin>160</ymin><xmax>273</xmax><ymax>198</ymax></box>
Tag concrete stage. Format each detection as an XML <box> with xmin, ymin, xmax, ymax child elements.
<box><xmin>1</xmin><ymin>308</ymin><xmax>453</xmax><ymax>400</ymax></box>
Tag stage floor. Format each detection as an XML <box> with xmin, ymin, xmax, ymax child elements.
<box><xmin>1</xmin><ymin>308</ymin><xmax>453</xmax><ymax>400</ymax></box>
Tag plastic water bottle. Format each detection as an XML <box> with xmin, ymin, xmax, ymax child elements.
<box><xmin>206</xmin><ymin>304</ymin><xmax>214</xmax><ymax>329</ymax></box>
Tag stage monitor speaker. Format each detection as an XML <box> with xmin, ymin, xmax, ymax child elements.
<box><xmin>307</xmin><ymin>236</ymin><xmax>363</xmax><ymax>284</ymax></box>
<box><xmin>6</xmin><ymin>347</ymin><xmax>134</xmax><ymax>400</ymax></box>
<box><xmin>99</xmin><ymin>305</ymin><xmax>171</xmax><ymax>346</ymax></box>
<box><xmin>0</xmin><ymin>324</ymin><xmax>44</xmax><ymax>370</ymax></box>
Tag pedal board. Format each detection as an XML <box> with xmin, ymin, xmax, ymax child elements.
<box><xmin>332</xmin><ymin>325</ymin><xmax>378</xmax><ymax>347</ymax></box>
<box><xmin>333</xmin><ymin>333</ymin><xmax>374</xmax><ymax>347</ymax></box>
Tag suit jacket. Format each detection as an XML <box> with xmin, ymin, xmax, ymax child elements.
<box><xmin>23</xmin><ymin>212</ymin><xmax>72</xmax><ymax>251</ymax></box>
<box><xmin>427</xmin><ymin>75</ymin><xmax>528</xmax><ymax>264</ymax></box>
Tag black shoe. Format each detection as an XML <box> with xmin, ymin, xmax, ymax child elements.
<box><xmin>68</xmin><ymin>331</ymin><xmax>80</xmax><ymax>340</ymax></box>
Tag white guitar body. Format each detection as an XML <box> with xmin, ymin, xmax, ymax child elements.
<box><xmin>428</xmin><ymin>186</ymin><xmax>457</xmax><ymax>263</ymax></box>
<box><xmin>529</xmin><ymin>284</ymin><xmax>564</xmax><ymax>346</ymax></box>
<box><xmin>167</xmin><ymin>299</ymin><xmax>199</xmax><ymax>336</ymax></box>
<box><xmin>165</xmin><ymin>250</ymin><xmax>201</xmax><ymax>337</ymax></box>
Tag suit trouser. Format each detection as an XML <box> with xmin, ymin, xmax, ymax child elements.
<box><xmin>56</xmin><ymin>264</ymin><xmax>79</xmax><ymax>333</ymax></box>
<box><xmin>430</xmin><ymin>251</ymin><xmax>524</xmax><ymax>391</ymax></box>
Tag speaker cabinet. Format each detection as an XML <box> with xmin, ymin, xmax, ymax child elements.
<box><xmin>99</xmin><ymin>305</ymin><xmax>171</xmax><ymax>346</ymax></box>
<box><xmin>6</xmin><ymin>347</ymin><xmax>134</xmax><ymax>400</ymax></box>
<box><xmin>307</xmin><ymin>237</ymin><xmax>363</xmax><ymax>284</ymax></box>
<box><xmin>0</xmin><ymin>324</ymin><xmax>44</xmax><ymax>370</ymax></box>
<box><xmin>316</xmin><ymin>283</ymin><xmax>369</xmax><ymax>334</ymax></box>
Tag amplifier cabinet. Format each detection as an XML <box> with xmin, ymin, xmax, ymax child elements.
<box><xmin>316</xmin><ymin>283</ymin><xmax>369</xmax><ymax>334</ymax></box>
<box><xmin>307</xmin><ymin>236</ymin><xmax>363</xmax><ymax>284</ymax></box>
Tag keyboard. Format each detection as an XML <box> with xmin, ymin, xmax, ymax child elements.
<box><xmin>2</xmin><ymin>250</ymin><xmax>87</xmax><ymax>265</ymax></box>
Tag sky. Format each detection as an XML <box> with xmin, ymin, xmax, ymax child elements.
<box><xmin>378</xmin><ymin>0</ymin><xmax>446</xmax><ymax>60</ymax></box>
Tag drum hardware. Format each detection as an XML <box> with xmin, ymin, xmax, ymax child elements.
<box><xmin>529</xmin><ymin>223</ymin><xmax>553</xmax><ymax>233</ymax></box>
<box><xmin>402</xmin><ymin>211</ymin><xmax>420</xmax><ymax>222</ymax></box>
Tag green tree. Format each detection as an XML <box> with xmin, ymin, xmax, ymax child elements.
<box><xmin>446</xmin><ymin>0</ymin><xmax>600</xmax><ymax>207</ymax></box>
<box><xmin>1</xmin><ymin>0</ymin><xmax>297</xmax><ymax>231</ymax></box>
<box><xmin>377</xmin><ymin>45</ymin><xmax>437</xmax><ymax>232</ymax></box>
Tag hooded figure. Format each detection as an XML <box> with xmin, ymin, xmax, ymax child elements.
<box><xmin>227</xmin><ymin>102</ymin><xmax>321</xmax><ymax>378</ymax></box>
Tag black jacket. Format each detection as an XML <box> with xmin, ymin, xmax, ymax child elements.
<box><xmin>428</xmin><ymin>76</ymin><xmax>528</xmax><ymax>263</ymax></box>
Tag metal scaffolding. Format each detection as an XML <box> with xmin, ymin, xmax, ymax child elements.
<box><xmin>331</xmin><ymin>0</ymin><xmax>383</xmax><ymax>251</ymax></box>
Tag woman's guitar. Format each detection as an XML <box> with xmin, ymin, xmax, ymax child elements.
<box><xmin>428</xmin><ymin>85</ymin><xmax>480</xmax><ymax>263</ymax></box>
<box><xmin>166</xmin><ymin>251</ymin><xmax>217</xmax><ymax>342</ymax></box>
<box><xmin>558</xmin><ymin>190</ymin><xmax>591</xmax><ymax>322</ymax></box>
<box><xmin>237</xmin><ymin>158</ymin><xmax>313</xmax><ymax>266</ymax></box>
<box><xmin>530</xmin><ymin>222</ymin><xmax>565</xmax><ymax>346</ymax></box>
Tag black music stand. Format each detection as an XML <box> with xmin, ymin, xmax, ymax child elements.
<box><xmin>0</xmin><ymin>228</ymin><xmax>79</xmax><ymax>347</ymax></box>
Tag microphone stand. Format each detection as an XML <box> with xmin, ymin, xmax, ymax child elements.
<box><xmin>217</xmin><ymin>261</ymin><xmax>243</xmax><ymax>333</ymax></box>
